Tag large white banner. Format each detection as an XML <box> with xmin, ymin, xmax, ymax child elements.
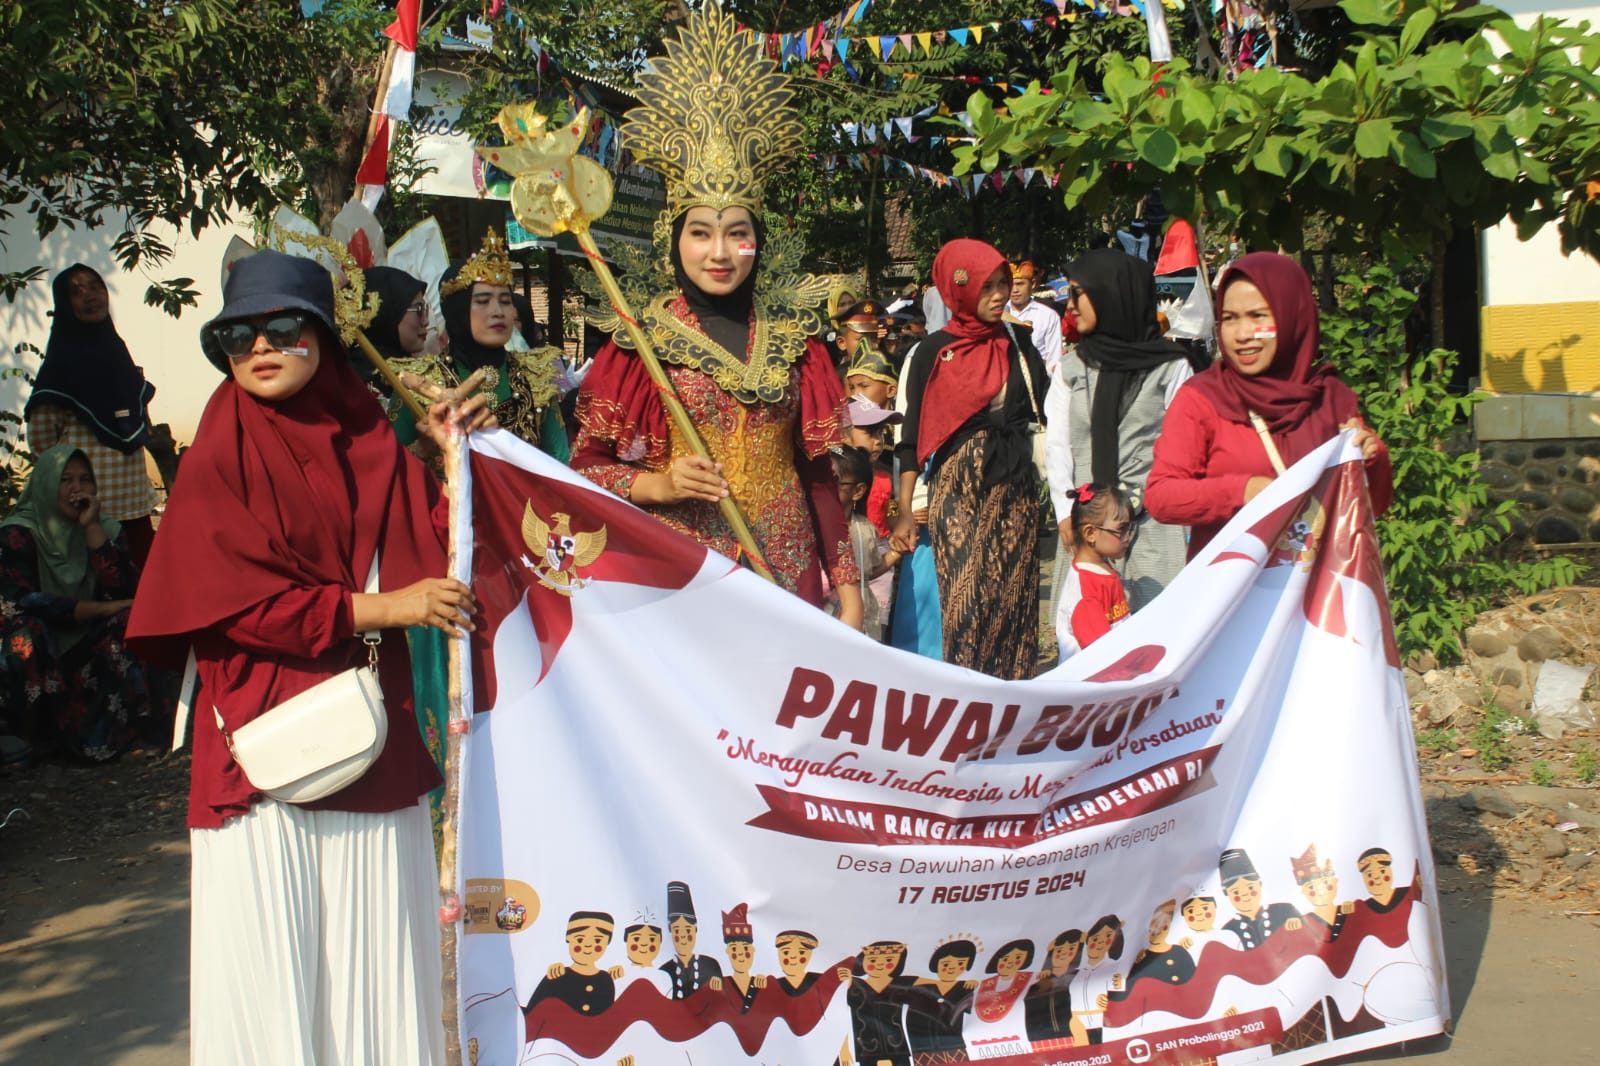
<box><xmin>451</xmin><ymin>429</ymin><xmax>1448</xmax><ymax>1066</ymax></box>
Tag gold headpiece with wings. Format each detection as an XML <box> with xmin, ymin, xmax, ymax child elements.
<box><xmin>441</xmin><ymin>230</ymin><xmax>515</xmax><ymax>298</ymax></box>
<box><xmin>622</xmin><ymin>1</ymin><xmax>805</xmax><ymax>218</ymax></box>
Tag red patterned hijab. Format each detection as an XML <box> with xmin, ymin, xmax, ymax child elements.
<box><xmin>1186</xmin><ymin>251</ymin><xmax>1348</xmax><ymax>464</ymax></box>
<box><xmin>917</xmin><ymin>239</ymin><xmax>1011</xmax><ymax>465</ymax></box>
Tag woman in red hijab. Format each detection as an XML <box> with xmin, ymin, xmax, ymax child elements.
<box><xmin>125</xmin><ymin>250</ymin><xmax>492</xmax><ymax>1065</ymax></box>
<box><xmin>1146</xmin><ymin>251</ymin><xmax>1392</xmax><ymax>558</ymax></box>
<box><xmin>890</xmin><ymin>239</ymin><xmax>1050</xmax><ymax>679</ymax></box>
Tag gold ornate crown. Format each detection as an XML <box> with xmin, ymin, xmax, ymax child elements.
<box><xmin>441</xmin><ymin>230</ymin><xmax>514</xmax><ymax>297</ymax></box>
<box><xmin>622</xmin><ymin>1</ymin><xmax>804</xmax><ymax>218</ymax></box>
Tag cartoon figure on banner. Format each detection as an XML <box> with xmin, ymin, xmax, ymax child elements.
<box><xmin>906</xmin><ymin>936</ymin><xmax>979</xmax><ymax>1062</ymax></box>
<box><xmin>840</xmin><ymin>940</ymin><xmax>915</xmax><ymax>1066</ymax></box>
<box><xmin>1023</xmin><ymin>929</ymin><xmax>1085</xmax><ymax>1049</ymax></box>
<box><xmin>524</xmin><ymin>911</ymin><xmax>618</xmax><ymax>1022</ymax></box>
<box><xmin>1294</xmin><ymin>845</ymin><xmax>1355</xmax><ymax>941</ymax></box>
<box><xmin>1121</xmin><ymin>901</ymin><xmax>1197</xmax><ymax>991</ymax></box>
<box><xmin>619</xmin><ymin>912</ymin><xmax>672</xmax><ymax>995</ymax></box>
<box><xmin>1219</xmin><ymin>848</ymin><xmax>1303</xmax><ymax>950</ymax></box>
<box><xmin>521</xmin><ymin>504</ymin><xmax>607</xmax><ymax>595</ymax></box>
<box><xmin>1069</xmin><ymin>916</ymin><xmax>1126</xmax><ymax>1045</ymax></box>
<box><xmin>1180</xmin><ymin>894</ymin><xmax>1232</xmax><ymax>953</ymax></box>
<box><xmin>1356</xmin><ymin>847</ymin><xmax>1411</xmax><ymax>915</ymax></box>
<box><xmin>771</xmin><ymin>928</ymin><xmax>851</xmax><ymax>1006</ymax></box>
<box><xmin>660</xmin><ymin>881</ymin><xmax>722</xmax><ymax>998</ymax></box>
<box><xmin>711</xmin><ymin>903</ymin><xmax>767</xmax><ymax>1013</ymax></box>
<box><xmin>974</xmin><ymin>938</ymin><xmax>1034</xmax><ymax>1025</ymax></box>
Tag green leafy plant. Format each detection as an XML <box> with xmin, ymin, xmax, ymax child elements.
<box><xmin>1415</xmin><ymin>727</ymin><xmax>1457</xmax><ymax>754</ymax></box>
<box><xmin>1321</xmin><ymin>266</ymin><xmax>1582</xmax><ymax>661</ymax></box>
<box><xmin>1573</xmin><ymin>745</ymin><xmax>1597</xmax><ymax>785</ymax></box>
<box><xmin>1529</xmin><ymin>759</ymin><xmax>1556</xmax><ymax>787</ymax></box>
<box><xmin>1469</xmin><ymin>700</ymin><xmax>1515</xmax><ymax>773</ymax></box>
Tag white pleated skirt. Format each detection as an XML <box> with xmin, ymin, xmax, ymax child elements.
<box><xmin>190</xmin><ymin>799</ymin><xmax>444</xmax><ymax>1065</ymax></box>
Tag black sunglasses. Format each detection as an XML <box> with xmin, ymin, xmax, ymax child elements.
<box><xmin>211</xmin><ymin>313</ymin><xmax>309</xmax><ymax>359</ymax></box>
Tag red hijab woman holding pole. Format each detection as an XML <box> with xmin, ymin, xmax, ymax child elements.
<box><xmin>1146</xmin><ymin>251</ymin><xmax>1393</xmax><ymax>558</ymax></box>
<box><xmin>890</xmin><ymin>238</ymin><xmax>1050</xmax><ymax>679</ymax></box>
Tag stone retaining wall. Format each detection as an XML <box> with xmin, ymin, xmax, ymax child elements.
<box><xmin>1479</xmin><ymin>438</ymin><xmax>1600</xmax><ymax>545</ymax></box>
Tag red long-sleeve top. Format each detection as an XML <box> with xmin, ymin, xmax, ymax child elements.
<box><xmin>185</xmin><ymin>500</ymin><xmax>448</xmax><ymax>829</ymax></box>
<box><xmin>1146</xmin><ymin>385</ymin><xmax>1393</xmax><ymax>560</ymax></box>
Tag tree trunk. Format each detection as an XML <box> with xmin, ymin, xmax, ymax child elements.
<box><xmin>307</xmin><ymin>63</ymin><xmax>383</xmax><ymax>231</ymax></box>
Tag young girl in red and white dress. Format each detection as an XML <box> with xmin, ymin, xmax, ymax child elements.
<box><xmin>1056</xmin><ymin>483</ymin><xmax>1133</xmax><ymax>661</ymax></box>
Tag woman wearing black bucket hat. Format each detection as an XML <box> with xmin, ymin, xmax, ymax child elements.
<box><xmin>126</xmin><ymin>249</ymin><xmax>494</xmax><ymax>1064</ymax></box>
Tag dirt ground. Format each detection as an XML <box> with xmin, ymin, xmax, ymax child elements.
<box><xmin>2</xmin><ymin>587</ymin><xmax>1599</xmax><ymax>1063</ymax></box>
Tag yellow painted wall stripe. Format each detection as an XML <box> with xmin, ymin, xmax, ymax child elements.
<box><xmin>1481</xmin><ymin>301</ymin><xmax>1600</xmax><ymax>394</ymax></box>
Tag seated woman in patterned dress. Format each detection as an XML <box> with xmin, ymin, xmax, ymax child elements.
<box><xmin>0</xmin><ymin>444</ymin><xmax>157</xmax><ymax>760</ymax></box>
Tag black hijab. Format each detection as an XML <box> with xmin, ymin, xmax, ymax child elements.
<box><xmin>1069</xmin><ymin>249</ymin><xmax>1190</xmax><ymax>489</ymax></box>
<box><xmin>360</xmin><ymin>266</ymin><xmax>426</xmax><ymax>361</ymax></box>
<box><xmin>440</xmin><ymin>263</ymin><xmax>506</xmax><ymax>371</ymax></box>
<box><xmin>26</xmin><ymin>264</ymin><xmax>154</xmax><ymax>454</ymax></box>
<box><xmin>670</xmin><ymin>212</ymin><xmax>764</xmax><ymax>360</ymax></box>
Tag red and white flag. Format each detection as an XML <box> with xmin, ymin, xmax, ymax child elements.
<box><xmin>446</xmin><ymin>429</ymin><xmax>1446</xmax><ymax>1065</ymax></box>
<box><xmin>356</xmin><ymin>0</ymin><xmax>423</xmax><ymax>207</ymax></box>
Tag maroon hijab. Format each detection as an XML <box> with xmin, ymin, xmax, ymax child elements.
<box><xmin>1185</xmin><ymin>251</ymin><xmax>1352</xmax><ymax>464</ymax></box>
<box><xmin>126</xmin><ymin>332</ymin><xmax>445</xmax><ymax>670</ymax></box>
<box><xmin>917</xmin><ymin>239</ymin><xmax>1011</xmax><ymax>465</ymax></box>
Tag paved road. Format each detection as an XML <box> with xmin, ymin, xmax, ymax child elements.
<box><xmin>1</xmin><ymin>823</ymin><xmax>1597</xmax><ymax>1065</ymax></box>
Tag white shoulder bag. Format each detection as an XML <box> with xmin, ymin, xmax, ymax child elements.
<box><xmin>213</xmin><ymin>553</ymin><xmax>389</xmax><ymax>804</ymax></box>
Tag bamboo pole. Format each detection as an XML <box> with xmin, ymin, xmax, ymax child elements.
<box><xmin>407</xmin><ymin>366</ymin><xmax>488</xmax><ymax>1066</ymax></box>
<box><xmin>439</xmin><ymin>413</ymin><xmax>464</xmax><ymax>1065</ymax></box>
<box><xmin>569</xmin><ymin>222</ymin><xmax>776</xmax><ymax>583</ymax></box>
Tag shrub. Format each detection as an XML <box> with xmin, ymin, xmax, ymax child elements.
<box><xmin>1321</xmin><ymin>266</ymin><xmax>1581</xmax><ymax>662</ymax></box>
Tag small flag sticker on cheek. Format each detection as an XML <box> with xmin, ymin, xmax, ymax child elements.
<box><xmin>737</xmin><ymin>243</ymin><xmax>757</xmax><ymax>256</ymax></box>
<box><xmin>1253</xmin><ymin>328</ymin><xmax>1278</xmax><ymax>340</ymax></box>
<box><xmin>280</xmin><ymin>346</ymin><xmax>311</xmax><ymax>357</ymax></box>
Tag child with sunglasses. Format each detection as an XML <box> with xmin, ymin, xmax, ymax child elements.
<box><xmin>1056</xmin><ymin>483</ymin><xmax>1132</xmax><ymax>661</ymax></box>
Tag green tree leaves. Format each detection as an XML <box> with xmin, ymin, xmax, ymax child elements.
<box><xmin>959</xmin><ymin>0</ymin><xmax>1600</xmax><ymax>261</ymax></box>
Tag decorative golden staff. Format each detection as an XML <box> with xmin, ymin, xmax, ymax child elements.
<box><xmin>476</xmin><ymin>103</ymin><xmax>776</xmax><ymax>584</ymax></box>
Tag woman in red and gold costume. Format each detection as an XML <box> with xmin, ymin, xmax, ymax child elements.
<box><xmin>571</xmin><ymin>3</ymin><xmax>861</xmax><ymax>625</ymax></box>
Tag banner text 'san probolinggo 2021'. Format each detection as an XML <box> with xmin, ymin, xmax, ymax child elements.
<box><xmin>450</xmin><ymin>428</ymin><xmax>1447</xmax><ymax>1065</ymax></box>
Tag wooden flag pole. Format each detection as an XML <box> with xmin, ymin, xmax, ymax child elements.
<box><xmin>402</xmin><ymin>367</ymin><xmax>488</xmax><ymax>1066</ymax></box>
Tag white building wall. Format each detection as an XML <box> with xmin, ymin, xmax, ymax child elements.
<box><xmin>0</xmin><ymin>213</ymin><xmax>254</xmax><ymax>445</ymax></box>
<box><xmin>1477</xmin><ymin>0</ymin><xmax>1600</xmax><ymax>416</ymax></box>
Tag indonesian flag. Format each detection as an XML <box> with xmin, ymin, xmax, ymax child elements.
<box><xmin>446</xmin><ymin>427</ymin><xmax>1446</xmax><ymax>1065</ymax></box>
<box><xmin>1155</xmin><ymin>218</ymin><xmax>1200</xmax><ymax>275</ymax></box>
<box><xmin>356</xmin><ymin>0</ymin><xmax>422</xmax><ymax>206</ymax></box>
<box><xmin>1156</xmin><ymin>218</ymin><xmax>1215</xmax><ymax>341</ymax></box>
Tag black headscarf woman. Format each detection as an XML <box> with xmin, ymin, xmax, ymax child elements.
<box><xmin>359</xmin><ymin>265</ymin><xmax>427</xmax><ymax>364</ymax></box>
<box><xmin>440</xmin><ymin>259</ymin><xmax>507</xmax><ymax>371</ymax></box>
<box><xmin>1068</xmin><ymin>249</ymin><xmax>1192</xmax><ymax>489</ymax></box>
<box><xmin>25</xmin><ymin>265</ymin><xmax>155</xmax><ymax>454</ymax></box>
<box><xmin>669</xmin><ymin>211</ymin><xmax>763</xmax><ymax>359</ymax></box>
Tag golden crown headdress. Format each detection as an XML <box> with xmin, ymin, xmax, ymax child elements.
<box><xmin>440</xmin><ymin>230</ymin><xmax>514</xmax><ymax>298</ymax></box>
<box><xmin>622</xmin><ymin>1</ymin><xmax>805</xmax><ymax>218</ymax></box>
